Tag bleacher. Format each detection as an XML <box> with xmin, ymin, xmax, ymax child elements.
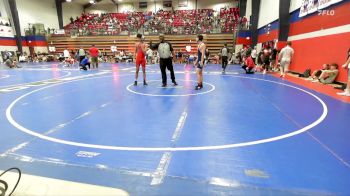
<box><xmin>48</xmin><ymin>34</ymin><xmax>235</xmax><ymax>56</ymax></box>
<box><xmin>62</xmin><ymin>8</ymin><xmax>242</xmax><ymax>36</ymax></box>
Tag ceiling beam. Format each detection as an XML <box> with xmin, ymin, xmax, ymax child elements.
<box><xmin>110</xmin><ymin>0</ymin><xmax>117</xmax><ymax>6</ymax></box>
<box><xmin>83</xmin><ymin>0</ymin><xmax>103</xmax><ymax>10</ymax></box>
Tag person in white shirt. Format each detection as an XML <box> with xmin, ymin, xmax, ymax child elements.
<box><xmin>251</xmin><ymin>46</ymin><xmax>257</xmax><ymax>63</ymax></box>
<box><xmin>19</xmin><ymin>54</ymin><xmax>26</xmax><ymax>62</ymax></box>
<box><xmin>221</xmin><ymin>43</ymin><xmax>228</xmax><ymax>73</ymax></box>
<box><xmin>278</xmin><ymin>41</ymin><xmax>294</xmax><ymax>78</ymax></box>
<box><xmin>78</xmin><ymin>47</ymin><xmax>86</xmax><ymax>63</ymax></box>
<box><xmin>63</xmin><ymin>49</ymin><xmax>70</xmax><ymax>58</ymax></box>
<box><xmin>337</xmin><ymin>48</ymin><xmax>350</xmax><ymax>97</ymax></box>
<box><xmin>146</xmin><ymin>48</ymin><xmax>153</xmax><ymax>64</ymax></box>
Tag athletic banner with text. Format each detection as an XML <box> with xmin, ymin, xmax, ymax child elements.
<box><xmin>299</xmin><ymin>0</ymin><xmax>343</xmax><ymax>17</ymax></box>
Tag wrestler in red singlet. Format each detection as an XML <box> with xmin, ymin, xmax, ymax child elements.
<box><xmin>134</xmin><ymin>34</ymin><xmax>147</xmax><ymax>86</ymax></box>
<box><xmin>136</xmin><ymin>43</ymin><xmax>146</xmax><ymax>68</ymax></box>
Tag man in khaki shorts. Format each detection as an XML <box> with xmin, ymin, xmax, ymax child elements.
<box><xmin>278</xmin><ymin>41</ymin><xmax>294</xmax><ymax>78</ymax></box>
<box><xmin>337</xmin><ymin>48</ymin><xmax>350</xmax><ymax>97</ymax></box>
<box><xmin>89</xmin><ymin>45</ymin><xmax>99</xmax><ymax>69</ymax></box>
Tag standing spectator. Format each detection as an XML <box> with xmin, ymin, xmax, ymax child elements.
<box><xmin>151</xmin><ymin>34</ymin><xmax>178</xmax><ymax>87</ymax></box>
<box><xmin>102</xmin><ymin>49</ymin><xmax>108</xmax><ymax>62</ymax></box>
<box><xmin>63</xmin><ymin>49</ymin><xmax>70</xmax><ymax>59</ymax></box>
<box><xmin>89</xmin><ymin>44</ymin><xmax>99</xmax><ymax>69</ymax></box>
<box><xmin>270</xmin><ymin>48</ymin><xmax>278</xmax><ymax>71</ymax></box>
<box><xmin>32</xmin><ymin>26</ymin><xmax>36</xmax><ymax>35</ymax></box>
<box><xmin>221</xmin><ymin>43</ymin><xmax>228</xmax><ymax>73</ymax></box>
<box><xmin>178</xmin><ymin>50</ymin><xmax>183</xmax><ymax>63</ymax></box>
<box><xmin>257</xmin><ymin>50</ymin><xmax>264</xmax><ymax>66</ymax></box>
<box><xmin>262</xmin><ymin>46</ymin><xmax>271</xmax><ymax>74</ymax></box>
<box><xmin>205</xmin><ymin>48</ymin><xmax>210</xmax><ymax>65</ymax></box>
<box><xmin>251</xmin><ymin>46</ymin><xmax>257</xmax><ymax>64</ymax></box>
<box><xmin>78</xmin><ymin>47</ymin><xmax>86</xmax><ymax>63</ymax></box>
<box><xmin>146</xmin><ymin>47</ymin><xmax>153</xmax><ymax>64</ymax></box>
<box><xmin>278</xmin><ymin>41</ymin><xmax>294</xmax><ymax>78</ymax></box>
<box><xmin>337</xmin><ymin>48</ymin><xmax>350</xmax><ymax>97</ymax></box>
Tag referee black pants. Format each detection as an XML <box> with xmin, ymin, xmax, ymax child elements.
<box><xmin>222</xmin><ymin>56</ymin><xmax>228</xmax><ymax>70</ymax></box>
<box><xmin>159</xmin><ymin>58</ymin><xmax>176</xmax><ymax>85</ymax></box>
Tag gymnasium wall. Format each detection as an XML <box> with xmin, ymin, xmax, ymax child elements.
<box><xmin>255</xmin><ymin>0</ymin><xmax>280</xmax><ymax>47</ymax></box>
<box><xmin>0</xmin><ymin>0</ymin><xmax>66</xmax><ymax>54</ymax></box>
<box><xmin>257</xmin><ymin>20</ymin><xmax>279</xmax><ymax>44</ymax></box>
<box><xmin>0</xmin><ymin>0</ymin><xmax>15</xmax><ymax>54</ymax></box>
<box><xmin>86</xmin><ymin>4</ymin><xmax>117</xmax><ymax>14</ymax></box>
<box><xmin>63</xmin><ymin>2</ymin><xmax>84</xmax><ymax>25</ymax></box>
<box><xmin>245</xmin><ymin>0</ymin><xmax>252</xmax><ymax>20</ymax></box>
<box><xmin>0</xmin><ymin>0</ymin><xmax>10</xmax><ymax>19</ymax></box>
<box><xmin>258</xmin><ymin>0</ymin><xmax>279</xmax><ymax>28</ymax></box>
<box><xmin>289</xmin><ymin>0</ymin><xmax>303</xmax><ymax>12</ymax></box>
<box><xmin>16</xmin><ymin>0</ymin><xmax>59</xmax><ymax>35</ymax></box>
<box><xmin>85</xmin><ymin>0</ymin><xmax>237</xmax><ymax>14</ymax></box>
<box><xmin>5</xmin><ymin>0</ymin><xmax>82</xmax><ymax>34</ymax></box>
<box><xmin>287</xmin><ymin>1</ymin><xmax>350</xmax><ymax>82</ymax></box>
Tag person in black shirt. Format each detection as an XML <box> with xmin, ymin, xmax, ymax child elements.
<box><xmin>151</xmin><ymin>34</ymin><xmax>178</xmax><ymax>87</ymax></box>
<box><xmin>270</xmin><ymin>48</ymin><xmax>278</xmax><ymax>71</ymax></box>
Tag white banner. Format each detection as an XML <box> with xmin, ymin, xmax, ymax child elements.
<box><xmin>0</xmin><ymin>26</ymin><xmax>14</xmax><ymax>37</ymax></box>
<box><xmin>54</xmin><ymin>29</ymin><xmax>66</xmax><ymax>35</ymax></box>
<box><xmin>299</xmin><ymin>0</ymin><xmax>344</xmax><ymax>17</ymax></box>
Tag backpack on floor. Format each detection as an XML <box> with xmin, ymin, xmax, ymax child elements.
<box><xmin>298</xmin><ymin>68</ymin><xmax>311</xmax><ymax>78</ymax></box>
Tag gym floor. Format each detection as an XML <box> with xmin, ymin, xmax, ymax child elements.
<box><xmin>0</xmin><ymin>62</ymin><xmax>349</xmax><ymax>195</ymax></box>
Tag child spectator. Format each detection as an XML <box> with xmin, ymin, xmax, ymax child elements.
<box><xmin>305</xmin><ymin>64</ymin><xmax>330</xmax><ymax>81</ymax></box>
<box><xmin>312</xmin><ymin>63</ymin><xmax>339</xmax><ymax>84</ymax></box>
<box><xmin>5</xmin><ymin>57</ymin><xmax>20</xmax><ymax>68</ymax></box>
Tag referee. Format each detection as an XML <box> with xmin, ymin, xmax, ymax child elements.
<box><xmin>221</xmin><ymin>43</ymin><xmax>228</xmax><ymax>73</ymax></box>
<box><xmin>151</xmin><ymin>34</ymin><xmax>178</xmax><ymax>87</ymax></box>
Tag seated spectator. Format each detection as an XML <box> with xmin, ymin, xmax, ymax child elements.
<box><xmin>188</xmin><ymin>54</ymin><xmax>195</xmax><ymax>64</ymax></box>
<box><xmin>312</xmin><ymin>63</ymin><xmax>339</xmax><ymax>84</ymax></box>
<box><xmin>242</xmin><ymin>54</ymin><xmax>255</xmax><ymax>74</ymax></box>
<box><xmin>58</xmin><ymin>53</ymin><xmax>65</xmax><ymax>62</ymax></box>
<box><xmin>305</xmin><ymin>64</ymin><xmax>330</xmax><ymax>81</ymax></box>
<box><xmin>5</xmin><ymin>57</ymin><xmax>19</xmax><ymax>68</ymax></box>
<box><xmin>153</xmin><ymin>51</ymin><xmax>159</xmax><ymax>64</ymax></box>
<box><xmin>64</xmin><ymin>57</ymin><xmax>75</xmax><ymax>67</ymax></box>
<box><xmin>212</xmin><ymin>54</ymin><xmax>220</xmax><ymax>64</ymax></box>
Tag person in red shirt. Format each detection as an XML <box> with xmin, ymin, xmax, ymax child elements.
<box><xmin>134</xmin><ymin>34</ymin><xmax>147</xmax><ymax>86</ymax></box>
<box><xmin>242</xmin><ymin>53</ymin><xmax>255</xmax><ymax>74</ymax></box>
<box><xmin>89</xmin><ymin>44</ymin><xmax>99</xmax><ymax>69</ymax></box>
